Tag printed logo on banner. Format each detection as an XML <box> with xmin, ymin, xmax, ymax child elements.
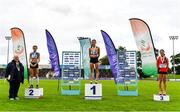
<box><xmin>15</xmin><ymin>45</ymin><xmax>24</xmax><ymax>56</ymax></box>
<box><xmin>140</xmin><ymin>40</ymin><xmax>151</xmax><ymax>52</ymax></box>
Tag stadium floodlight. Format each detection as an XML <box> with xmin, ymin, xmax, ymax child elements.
<box><xmin>169</xmin><ymin>36</ymin><xmax>179</xmax><ymax>80</ymax></box>
<box><xmin>5</xmin><ymin>36</ymin><xmax>12</xmax><ymax>64</ymax></box>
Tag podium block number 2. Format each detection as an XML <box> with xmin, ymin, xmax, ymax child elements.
<box><xmin>29</xmin><ymin>89</ymin><xmax>34</xmax><ymax>96</ymax></box>
<box><xmin>90</xmin><ymin>86</ymin><xmax>96</xmax><ymax>95</ymax></box>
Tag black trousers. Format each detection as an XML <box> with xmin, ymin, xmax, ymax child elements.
<box><xmin>9</xmin><ymin>81</ymin><xmax>20</xmax><ymax>98</ymax></box>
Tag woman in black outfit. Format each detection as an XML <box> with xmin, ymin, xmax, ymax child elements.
<box><xmin>5</xmin><ymin>55</ymin><xmax>24</xmax><ymax>100</ymax></box>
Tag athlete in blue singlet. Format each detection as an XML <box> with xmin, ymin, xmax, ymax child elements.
<box><xmin>29</xmin><ymin>45</ymin><xmax>40</xmax><ymax>88</ymax></box>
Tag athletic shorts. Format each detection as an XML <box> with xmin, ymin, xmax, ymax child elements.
<box><xmin>158</xmin><ymin>72</ymin><xmax>168</xmax><ymax>74</ymax></box>
<box><xmin>90</xmin><ymin>58</ymin><xmax>98</xmax><ymax>64</ymax></box>
<box><xmin>30</xmin><ymin>63</ymin><xmax>39</xmax><ymax>68</ymax></box>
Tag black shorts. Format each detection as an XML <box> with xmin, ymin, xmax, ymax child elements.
<box><xmin>158</xmin><ymin>72</ymin><xmax>168</xmax><ymax>74</ymax></box>
<box><xmin>30</xmin><ymin>63</ymin><xmax>39</xmax><ymax>68</ymax></box>
<box><xmin>90</xmin><ymin>58</ymin><xmax>98</xmax><ymax>64</ymax></box>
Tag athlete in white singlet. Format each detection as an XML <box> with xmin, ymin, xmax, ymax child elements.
<box><xmin>89</xmin><ymin>39</ymin><xmax>100</xmax><ymax>84</ymax></box>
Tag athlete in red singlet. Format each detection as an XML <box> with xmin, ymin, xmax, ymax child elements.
<box><xmin>157</xmin><ymin>49</ymin><xmax>169</xmax><ymax>95</ymax></box>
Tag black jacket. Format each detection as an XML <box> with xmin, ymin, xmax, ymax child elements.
<box><xmin>5</xmin><ymin>60</ymin><xmax>24</xmax><ymax>83</ymax></box>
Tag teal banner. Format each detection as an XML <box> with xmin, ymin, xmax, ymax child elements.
<box><xmin>78</xmin><ymin>37</ymin><xmax>91</xmax><ymax>79</ymax></box>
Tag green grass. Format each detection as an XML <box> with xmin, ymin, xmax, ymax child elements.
<box><xmin>169</xmin><ymin>74</ymin><xmax>180</xmax><ymax>79</ymax></box>
<box><xmin>145</xmin><ymin>74</ymin><xmax>180</xmax><ymax>80</ymax></box>
<box><xmin>0</xmin><ymin>79</ymin><xmax>180</xmax><ymax>111</ymax></box>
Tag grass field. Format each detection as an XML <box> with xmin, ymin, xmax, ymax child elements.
<box><xmin>0</xmin><ymin>79</ymin><xmax>180</xmax><ymax>111</ymax></box>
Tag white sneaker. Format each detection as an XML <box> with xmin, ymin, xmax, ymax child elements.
<box><xmin>9</xmin><ymin>98</ymin><xmax>14</xmax><ymax>100</ymax></box>
<box><xmin>15</xmin><ymin>97</ymin><xmax>20</xmax><ymax>100</ymax></box>
<box><xmin>90</xmin><ymin>81</ymin><xmax>93</xmax><ymax>84</ymax></box>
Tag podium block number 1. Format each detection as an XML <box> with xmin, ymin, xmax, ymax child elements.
<box><xmin>90</xmin><ymin>86</ymin><xmax>96</xmax><ymax>95</ymax></box>
<box><xmin>85</xmin><ymin>84</ymin><xmax>102</xmax><ymax>100</ymax></box>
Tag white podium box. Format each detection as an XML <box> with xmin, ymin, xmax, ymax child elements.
<box><xmin>153</xmin><ymin>94</ymin><xmax>170</xmax><ymax>101</ymax></box>
<box><xmin>169</xmin><ymin>79</ymin><xmax>180</xmax><ymax>82</ymax></box>
<box><xmin>25</xmin><ymin>88</ymin><xmax>43</xmax><ymax>99</ymax></box>
<box><xmin>85</xmin><ymin>84</ymin><xmax>102</xmax><ymax>100</ymax></box>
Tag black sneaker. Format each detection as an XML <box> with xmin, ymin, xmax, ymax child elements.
<box><xmin>29</xmin><ymin>85</ymin><xmax>33</xmax><ymax>88</ymax></box>
<box><xmin>95</xmin><ymin>80</ymin><xmax>98</xmax><ymax>84</ymax></box>
<box><xmin>36</xmin><ymin>85</ymin><xmax>39</xmax><ymax>89</ymax></box>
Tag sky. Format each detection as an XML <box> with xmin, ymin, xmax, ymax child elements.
<box><xmin>0</xmin><ymin>0</ymin><xmax>179</xmax><ymax>65</ymax></box>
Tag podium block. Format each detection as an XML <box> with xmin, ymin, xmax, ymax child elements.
<box><xmin>153</xmin><ymin>94</ymin><xmax>170</xmax><ymax>101</ymax></box>
<box><xmin>85</xmin><ymin>84</ymin><xmax>102</xmax><ymax>100</ymax></box>
<box><xmin>25</xmin><ymin>88</ymin><xmax>43</xmax><ymax>99</ymax></box>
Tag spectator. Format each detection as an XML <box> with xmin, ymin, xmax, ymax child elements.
<box><xmin>5</xmin><ymin>55</ymin><xmax>24</xmax><ymax>100</ymax></box>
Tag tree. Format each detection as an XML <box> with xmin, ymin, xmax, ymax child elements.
<box><xmin>99</xmin><ymin>46</ymin><xmax>126</xmax><ymax>65</ymax></box>
<box><xmin>136</xmin><ymin>48</ymin><xmax>159</xmax><ymax>78</ymax></box>
<box><xmin>136</xmin><ymin>51</ymin><xmax>150</xmax><ymax>78</ymax></box>
<box><xmin>117</xmin><ymin>46</ymin><xmax>126</xmax><ymax>51</ymax></box>
<box><xmin>170</xmin><ymin>53</ymin><xmax>180</xmax><ymax>74</ymax></box>
<box><xmin>99</xmin><ymin>55</ymin><xmax>109</xmax><ymax>65</ymax></box>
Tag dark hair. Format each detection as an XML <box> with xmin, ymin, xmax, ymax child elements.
<box><xmin>92</xmin><ymin>39</ymin><xmax>96</xmax><ymax>42</ymax></box>
<box><xmin>160</xmin><ymin>49</ymin><xmax>164</xmax><ymax>52</ymax></box>
<box><xmin>33</xmin><ymin>45</ymin><xmax>38</xmax><ymax>48</ymax></box>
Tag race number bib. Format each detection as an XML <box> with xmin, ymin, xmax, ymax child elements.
<box><xmin>159</xmin><ymin>64</ymin><xmax>167</xmax><ymax>68</ymax></box>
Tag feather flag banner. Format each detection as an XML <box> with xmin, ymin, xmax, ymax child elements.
<box><xmin>46</xmin><ymin>29</ymin><xmax>61</xmax><ymax>77</ymax></box>
<box><xmin>11</xmin><ymin>27</ymin><xmax>28</xmax><ymax>79</ymax></box>
<box><xmin>78</xmin><ymin>37</ymin><xmax>91</xmax><ymax>79</ymax></box>
<box><xmin>101</xmin><ymin>30</ymin><xmax>118</xmax><ymax>83</ymax></box>
<box><xmin>129</xmin><ymin>18</ymin><xmax>157</xmax><ymax>76</ymax></box>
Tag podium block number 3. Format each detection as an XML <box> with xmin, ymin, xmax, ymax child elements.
<box><xmin>90</xmin><ymin>86</ymin><xmax>96</xmax><ymax>95</ymax></box>
<box><xmin>29</xmin><ymin>89</ymin><xmax>34</xmax><ymax>96</ymax></box>
<box><xmin>160</xmin><ymin>96</ymin><xmax>163</xmax><ymax>100</ymax></box>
